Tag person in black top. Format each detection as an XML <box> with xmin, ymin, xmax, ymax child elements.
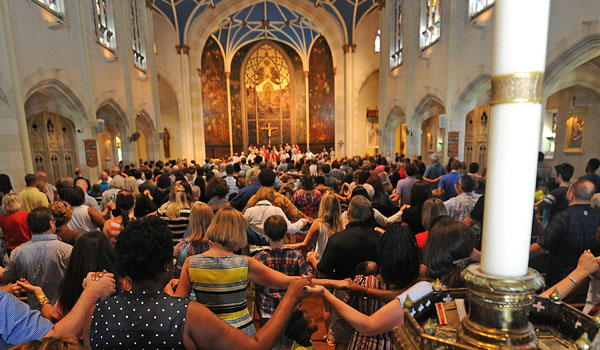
<box><xmin>536</xmin><ymin>162</ymin><xmax>574</xmax><ymax>222</ymax></box>
<box><xmin>307</xmin><ymin>195</ymin><xmax>380</xmax><ymax>350</ymax></box>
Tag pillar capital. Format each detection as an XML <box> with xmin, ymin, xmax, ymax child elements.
<box><xmin>175</xmin><ymin>44</ymin><xmax>190</xmax><ymax>55</ymax></box>
<box><xmin>343</xmin><ymin>44</ymin><xmax>357</xmax><ymax>54</ymax></box>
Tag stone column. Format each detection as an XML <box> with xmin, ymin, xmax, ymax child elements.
<box><xmin>304</xmin><ymin>71</ymin><xmax>310</xmax><ymax>151</ymax></box>
<box><xmin>343</xmin><ymin>44</ymin><xmax>356</xmax><ymax>156</ymax></box>
<box><xmin>144</xmin><ymin>0</ymin><xmax>164</xmax><ymax>160</ymax></box>
<box><xmin>176</xmin><ymin>44</ymin><xmax>195</xmax><ymax>161</ymax></box>
<box><xmin>0</xmin><ymin>0</ymin><xmax>33</xmax><ymax>176</ymax></box>
<box><xmin>225</xmin><ymin>72</ymin><xmax>233</xmax><ymax>157</ymax></box>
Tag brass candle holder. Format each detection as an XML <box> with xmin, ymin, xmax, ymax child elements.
<box><xmin>393</xmin><ymin>264</ymin><xmax>600</xmax><ymax>350</ymax></box>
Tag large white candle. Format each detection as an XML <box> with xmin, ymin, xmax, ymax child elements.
<box><xmin>480</xmin><ymin>0</ymin><xmax>551</xmax><ymax>277</ymax></box>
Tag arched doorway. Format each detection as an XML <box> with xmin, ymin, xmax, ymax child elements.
<box><xmin>158</xmin><ymin>74</ymin><xmax>182</xmax><ymax>159</ymax></box>
<box><xmin>97</xmin><ymin>101</ymin><xmax>129</xmax><ymax>170</ymax></box>
<box><xmin>464</xmin><ymin>105</ymin><xmax>490</xmax><ymax>170</ymax></box>
<box><xmin>24</xmin><ymin>81</ymin><xmax>86</xmax><ymax>184</ymax></box>
<box><xmin>27</xmin><ymin>113</ymin><xmax>77</xmax><ymax>183</ymax></box>
<box><xmin>414</xmin><ymin>97</ymin><xmax>445</xmax><ymax>165</ymax></box>
<box><xmin>135</xmin><ymin>111</ymin><xmax>157</xmax><ymax>162</ymax></box>
<box><xmin>241</xmin><ymin>41</ymin><xmax>295</xmax><ymax>149</ymax></box>
<box><xmin>383</xmin><ymin>106</ymin><xmax>407</xmax><ymax>157</ymax></box>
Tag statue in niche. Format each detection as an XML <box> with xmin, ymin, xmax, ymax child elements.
<box><xmin>163</xmin><ymin>127</ymin><xmax>171</xmax><ymax>158</ymax></box>
<box><xmin>565</xmin><ymin>115</ymin><xmax>584</xmax><ymax>152</ymax></box>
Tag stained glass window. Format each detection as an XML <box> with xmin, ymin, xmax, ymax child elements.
<box><xmin>244</xmin><ymin>44</ymin><xmax>292</xmax><ymax>146</ymax></box>
<box><xmin>131</xmin><ymin>0</ymin><xmax>146</xmax><ymax>71</ymax></box>
<box><xmin>469</xmin><ymin>0</ymin><xmax>495</xmax><ymax>19</ymax></box>
<box><xmin>93</xmin><ymin>0</ymin><xmax>116</xmax><ymax>51</ymax></box>
<box><xmin>33</xmin><ymin>0</ymin><xmax>63</xmax><ymax>18</ymax></box>
<box><xmin>374</xmin><ymin>28</ymin><xmax>381</xmax><ymax>53</ymax></box>
<box><xmin>420</xmin><ymin>0</ymin><xmax>442</xmax><ymax>50</ymax></box>
<box><xmin>390</xmin><ymin>0</ymin><xmax>403</xmax><ymax>68</ymax></box>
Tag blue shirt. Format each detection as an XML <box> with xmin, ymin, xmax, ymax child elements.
<box><xmin>230</xmin><ymin>183</ymin><xmax>261</xmax><ymax>211</ymax></box>
<box><xmin>438</xmin><ymin>171</ymin><xmax>461</xmax><ymax>201</ymax></box>
<box><xmin>2</xmin><ymin>234</ymin><xmax>72</xmax><ymax>309</ymax></box>
<box><xmin>423</xmin><ymin>163</ymin><xmax>446</xmax><ymax>180</ymax></box>
<box><xmin>0</xmin><ymin>291</ymin><xmax>53</xmax><ymax>349</ymax></box>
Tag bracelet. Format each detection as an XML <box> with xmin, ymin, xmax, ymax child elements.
<box><xmin>568</xmin><ymin>275</ymin><xmax>577</xmax><ymax>285</ymax></box>
<box><xmin>37</xmin><ymin>296</ymin><xmax>50</xmax><ymax>307</ymax></box>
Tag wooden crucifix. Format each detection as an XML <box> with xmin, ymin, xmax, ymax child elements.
<box><xmin>260</xmin><ymin>122</ymin><xmax>278</xmax><ymax>146</ymax></box>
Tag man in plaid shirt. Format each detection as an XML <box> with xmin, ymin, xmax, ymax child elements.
<box><xmin>253</xmin><ymin>215</ymin><xmax>311</xmax><ymax>323</ymax></box>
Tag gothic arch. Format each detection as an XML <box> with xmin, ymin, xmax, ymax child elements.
<box><xmin>134</xmin><ymin>110</ymin><xmax>158</xmax><ymax>162</ymax></box>
<box><xmin>382</xmin><ymin>105</ymin><xmax>407</xmax><ymax>155</ymax></box>
<box><xmin>187</xmin><ymin>0</ymin><xmax>347</xmax><ymax>159</ymax></box>
<box><xmin>413</xmin><ymin>95</ymin><xmax>446</xmax><ymax>164</ymax></box>
<box><xmin>96</xmin><ymin>99</ymin><xmax>131</xmax><ymax>168</ymax></box>
<box><xmin>544</xmin><ymin>34</ymin><xmax>600</xmax><ymax>96</ymax></box>
<box><xmin>412</xmin><ymin>94</ymin><xmax>445</xmax><ymax>122</ymax></box>
<box><xmin>240</xmin><ymin>40</ymin><xmax>296</xmax><ymax>149</ymax></box>
<box><xmin>24</xmin><ymin>79</ymin><xmax>88</xmax><ymax>127</ymax></box>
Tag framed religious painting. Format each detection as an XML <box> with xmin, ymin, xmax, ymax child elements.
<box><xmin>563</xmin><ymin>107</ymin><xmax>587</xmax><ymax>154</ymax></box>
<box><xmin>367</xmin><ymin>122</ymin><xmax>380</xmax><ymax>148</ymax></box>
<box><xmin>426</xmin><ymin>131</ymin><xmax>434</xmax><ymax>152</ymax></box>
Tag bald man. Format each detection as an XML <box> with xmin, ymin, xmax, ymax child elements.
<box><xmin>530</xmin><ymin>179</ymin><xmax>600</xmax><ymax>286</ymax></box>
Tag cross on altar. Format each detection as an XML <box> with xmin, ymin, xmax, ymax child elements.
<box><xmin>260</xmin><ymin>122</ymin><xmax>278</xmax><ymax>146</ymax></box>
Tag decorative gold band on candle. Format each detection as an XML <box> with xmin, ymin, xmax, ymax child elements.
<box><xmin>490</xmin><ymin>72</ymin><xmax>544</xmax><ymax>105</ymax></box>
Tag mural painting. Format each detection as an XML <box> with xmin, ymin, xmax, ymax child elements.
<box><xmin>200</xmin><ymin>37</ymin><xmax>229</xmax><ymax>156</ymax></box>
<box><xmin>309</xmin><ymin>36</ymin><xmax>335</xmax><ymax>149</ymax></box>
<box><xmin>243</xmin><ymin>43</ymin><xmax>292</xmax><ymax>147</ymax></box>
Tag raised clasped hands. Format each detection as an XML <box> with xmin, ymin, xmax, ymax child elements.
<box><xmin>576</xmin><ymin>249</ymin><xmax>600</xmax><ymax>276</ymax></box>
<box><xmin>82</xmin><ymin>270</ymin><xmax>116</xmax><ymax>301</ymax></box>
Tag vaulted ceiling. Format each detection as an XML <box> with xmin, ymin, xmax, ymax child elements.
<box><xmin>151</xmin><ymin>0</ymin><xmax>379</xmax><ymax>52</ymax></box>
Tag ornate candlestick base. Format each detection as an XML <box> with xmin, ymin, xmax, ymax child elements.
<box><xmin>457</xmin><ymin>264</ymin><xmax>545</xmax><ymax>349</ymax></box>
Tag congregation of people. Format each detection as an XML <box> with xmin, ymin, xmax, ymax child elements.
<box><xmin>1</xmin><ymin>145</ymin><xmax>600</xmax><ymax>350</ymax></box>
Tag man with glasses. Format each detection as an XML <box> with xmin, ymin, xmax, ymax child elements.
<box><xmin>0</xmin><ymin>207</ymin><xmax>72</xmax><ymax>309</ymax></box>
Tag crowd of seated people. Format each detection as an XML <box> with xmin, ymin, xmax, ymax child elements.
<box><xmin>0</xmin><ymin>148</ymin><xmax>599</xmax><ymax>350</ymax></box>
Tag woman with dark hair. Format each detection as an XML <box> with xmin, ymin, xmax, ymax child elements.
<box><xmin>153</xmin><ymin>174</ymin><xmax>171</xmax><ymax>206</ymax></box>
<box><xmin>344</xmin><ymin>225</ymin><xmax>420</xmax><ymax>349</ymax></box>
<box><xmin>64</xmin><ymin>187</ymin><xmax>106</xmax><ymax>234</ymax></box>
<box><xmin>205</xmin><ymin>176</ymin><xmax>230</xmax><ymax>213</ymax></box>
<box><xmin>17</xmin><ymin>231</ymin><xmax>118</xmax><ymax>322</ymax></box>
<box><xmin>87</xmin><ymin>216</ymin><xmax>309</xmax><ymax>349</ymax></box>
<box><xmin>401</xmin><ymin>180</ymin><xmax>432</xmax><ymax>234</ymax></box>
<box><xmin>102</xmin><ymin>190</ymin><xmax>135</xmax><ymax>245</ymax></box>
<box><xmin>292</xmin><ymin>175</ymin><xmax>322</xmax><ymax>218</ymax></box>
<box><xmin>0</xmin><ymin>173</ymin><xmax>14</xmax><ymax>211</ymax></box>
<box><xmin>367</xmin><ymin>173</ymin><xmax>399</xmax><ymax>218</ymax></box>
<box><xmin>305</xmin><ymin>216</ymin><xmax>473</xmax><ymax>337</ymax></box>
<box><xmin>194</xmin><ymin>167</ymin><xmax>209</xmax><ymax>203</ymax></box>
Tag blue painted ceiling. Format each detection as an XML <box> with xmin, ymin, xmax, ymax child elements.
<box><xmin>151</xmin><ymin>0</ymin><xmax>379</xmax><ymax>54</ymax></box>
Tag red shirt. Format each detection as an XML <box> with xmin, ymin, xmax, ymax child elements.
<box><xmin>415</xmin><ymin>230</ymin><xmax>429</xmax><ymax>256</ymax></box>
<box><xmin>0</xmin><ymin>211</ymin><xmax>32</xmax><ymax>249</ymax></box>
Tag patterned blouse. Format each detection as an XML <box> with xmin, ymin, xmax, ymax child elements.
<box><xmin>345</xmin><ymin>275</ymin><xmax>398</xmax><ymax>350</ymax></box>
<box><xmin>292</xmin><ymin>189</ymin><xmax>322</xmax><ymax>219</ymax></box>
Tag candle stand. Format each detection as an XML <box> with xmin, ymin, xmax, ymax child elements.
<box><xmin>394</xmin><ymin>264</ymin><xmax>600</xmax><ymax>350</ymax></box>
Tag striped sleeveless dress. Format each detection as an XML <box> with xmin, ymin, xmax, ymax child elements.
<box><xmin>187</xmin><ymin>254</ymin><xmax>255</xmax><ymax>335</ymax></box>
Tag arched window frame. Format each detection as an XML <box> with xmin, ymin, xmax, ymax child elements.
<box><xmin>469</xmin><ymin>0</ymin><xmax>495</xmax><ymax>20</ymax></box>
<box><xmin>32</xmin><ymin>0</ymin><xmax>64</xmax><ymax>19</ymax></box>
<box><xmin>390</xmin><ymin>0</ymin><xmax>403</xmax><ymax>69</ymax></box>
<box><xmin>131</xmin><ymin>0</ymin><xmax>146</xmax><ymax>72</ymax></box>
<box><xmin>92</xmin><ymin>0</ymin><xmax>117</xmax><ymax>51</ymax></box>
<box><xmin>420</xmin><ymin>0</ymin><xmax>442</xmax><ymax>51</ymax></box>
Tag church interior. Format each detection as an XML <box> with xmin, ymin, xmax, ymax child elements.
<box><xmin>2</xmin><ymin>1</ymin><xmax>600</xmax><ymax>349</ymax></box>
<box><xmin>0</xmin><ymin>0</ymin><xmax>598</xmax><ymax>187</ymax></box>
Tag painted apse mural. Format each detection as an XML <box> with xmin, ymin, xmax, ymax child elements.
<box><xmin>200</xmin><ymin>36</ymin><xmax>335</xmax><ymax>158</ymax></box>
<box><xmin>309</xmin><ymin>36</ymin><xmax>335</xmax><ymax>152</ymax></box>
<box><xmin>200</xmin><ymin>37</ymin><xmax>229</xmax><ymax>158</ymax></box>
